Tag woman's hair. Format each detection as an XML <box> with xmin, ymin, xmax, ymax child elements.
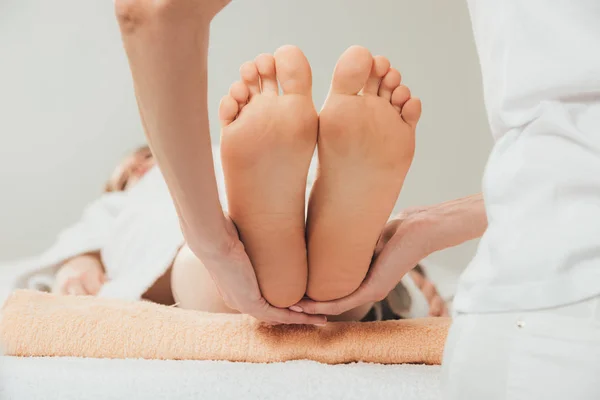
<box><xmin>104</xmin><ymin>145</ymin><xmax>152</xmax><ymax>193</ymax></box>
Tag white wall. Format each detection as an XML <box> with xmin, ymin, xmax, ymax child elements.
<box><xmin>0</xmin><ymin>0</ymin><xmax>492</xmax><ymax>279</ymax></box>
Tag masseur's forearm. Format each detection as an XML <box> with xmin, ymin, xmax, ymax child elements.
<box><xmin>417</xmin><ymin>193</ymin><xmax>487</xmax><ymax>254</ymax></box>
<box><xmin>117</xmin><ymin>7</ymin><xmax>229</xmax><ymax>255</ymax></box>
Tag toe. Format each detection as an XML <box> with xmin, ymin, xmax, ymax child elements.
<box><xmin>330</xmin><ymin>45</ymin><xmax>373</xmax><ymax>95</ymax></box>
<box><xmin>255</xmin><ymin>53</ymin><xmax>278</xmax><ymax>94</ymax></box>
<box><xmin>363</xmin><ymin>55</ymin><xmax>390</xmax><ymax>95</ymax></box>
<box><xmin>240</xmin><ymin>61</ymin><xmax>261</xmax><ymax>97</ymax></box>
<box><xmin>274</xmin><ymin>45</ymin><xmax>312</xmax><ymax>95</ymax></box>
<box><xmin>229</xmin><ymin>81</ymin><xmax>250</xmax><ymax>108</ymax></box>
<box><xmin>391</xmin><ymin>85</ymin><xmax>411</xmax><ymax>112</ymax></box>
<box><xmin>378</xmin><ymin>67</ymin><xmax>401</xmax><ymax>101</ymax></box>
<box><xmin>219</xmin><ymin>95</ymin><xmax>240</xmax><ymax>128</ymax></box>
<box><xmin>401</xmin><ymin>97</ymin><xmax>422</xmax><ymax>128</ymax></box>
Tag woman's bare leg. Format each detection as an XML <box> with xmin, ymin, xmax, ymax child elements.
<box><xmin>171</xmin><ymin>245</ymin><xmax>237</xmax><ymax>313</ymax></box>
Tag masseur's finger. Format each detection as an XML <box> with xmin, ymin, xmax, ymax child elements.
<box><xmin>292</xmin><ymin>285</ymin><xmax>375</xmax><ymax>316</ymax></box>
<box><xmin>254</xmin><ymin>301</ymin><xmax>327</xmax><ymax>325</ymax></box>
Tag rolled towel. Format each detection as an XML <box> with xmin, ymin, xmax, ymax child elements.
<box><xmin>0</xmin><ymin>290</ymin><xmax>449</xmax><ymax>365</ymax></box>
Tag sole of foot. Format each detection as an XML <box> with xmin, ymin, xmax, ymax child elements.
<box><xmin>220</xmin><ymin>45</ymin><xmax>318</xmax><ymax>308</ymax></box>
<box><xmin>306</xmin><ymin>45</ymin><xmax>422</xmax><ymax>302</ymax></box>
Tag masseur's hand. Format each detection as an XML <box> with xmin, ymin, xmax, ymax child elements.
<box><xmin>294</xmin><ymin>194</ymin><xmax>487</xmax><ymax>317</ymax></box>
<box><xmin>292</xmin><ymin>209</ymin><xmax>433</xmax><ymax>316</ymax></box>
<box><xmin>191</xmin><ymin>215</ymin><xmax>327</xmax><ymax>326</ymax></box>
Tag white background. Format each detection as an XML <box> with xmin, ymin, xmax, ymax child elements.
<box><xmin>0</xmin><ymin>0</ymin><xmax>492</xmax><ymax>280</ymax></box>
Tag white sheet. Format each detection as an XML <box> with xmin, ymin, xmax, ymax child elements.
<box><xmin>0</xmin><ymin>356</ymin><xmax>441</xmax><ymax>400</ymax></box>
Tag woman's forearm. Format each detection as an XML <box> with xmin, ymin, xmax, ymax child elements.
<box><xmin>415</xmin><ymin>193</ymin><xmax>487</xmax><ymax>254</ymax></box>
<box><xmin>117</xmin><ymin>11</ymin><xmax>230</xmax><ymax>255</ymax></box>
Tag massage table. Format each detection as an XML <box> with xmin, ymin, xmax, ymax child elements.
<box><xmin>0</xmin><ymin>261</ymin><xmax>445</xmax><ymax>400</ymax></box>
<box><xmin>0</xmin><ymin>357</ymin><xmax>441</xmax><ymax>400</ymax></box>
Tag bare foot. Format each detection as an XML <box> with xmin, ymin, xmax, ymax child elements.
<box><xmin>306</xmin><ymin>46</ymin><xmax>422</xmax><ymax>301</ymax></box>
<box><xmin>220</xmin><ymin>46</ymin><xmax>318</xmax><ymax>308</ymax></box>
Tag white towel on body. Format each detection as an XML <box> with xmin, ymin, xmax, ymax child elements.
<box><xmin>1</xmin><ymin>191</ymin><xmax>127</xmax><ymax>302</ymax></box>
<box><xmin>1</xmin><ymin>147</ymin><xmax>224</xmax><ymax>303</ymax></box>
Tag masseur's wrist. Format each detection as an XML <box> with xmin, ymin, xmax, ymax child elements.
<box><xmin>179</xmin><ymin>212</ymin><xmax>238</xmax><ymax>262</ymax></box>
<box><xmin>409</xmin><ymin>193</ymin><xmax>487</xmax><ymax>255</ymax></box>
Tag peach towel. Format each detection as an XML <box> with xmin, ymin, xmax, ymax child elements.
<box><xmin>0</xmin><ymin>290</ymin><xmax>450</xmax><ymax>365</ymax></box>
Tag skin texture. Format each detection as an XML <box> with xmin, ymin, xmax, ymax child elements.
<box><xmin>114</xmin><ymin>0</ymin><xmax>324</xmax><ymax>325</ymax></box>
<box><xmin>306</xmin><ymin>46</ymin><xmax>422</xmax><ymax>301</ymax></box>
<box><xmin>294</xmin><ymin>194</ymin><xmax>487</xmax><ymax>316</ymax></box>
<box><xmin>219</xmin><ymin>46</ymin><xmax>318</xmax><ymax>308</ymax></box>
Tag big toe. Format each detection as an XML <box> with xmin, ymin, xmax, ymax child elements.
<box><xmin>274</xmin><ymin>45</ymin><xmax>312</xmax><ymax>95</ymax></box>
<box><xmin>330</xmin><ymin>45</ymin><xmax>373</xmax><ymax>95</ymax></box>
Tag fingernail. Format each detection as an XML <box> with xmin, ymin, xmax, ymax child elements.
<box><xmin>315</xmin><ymin>323</ymin><xmax>327</xmax><ymax>327</ymax></box>
<box><xmin>289</xmin><ymin>306</ymin><xmax>303</xmax><ymax>313</ymax></box>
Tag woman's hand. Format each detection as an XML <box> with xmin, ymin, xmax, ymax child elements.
<box><xmin>292</xmin><ymin>209</ymin><xmax>436</xmax><ymax>316</ymax></box>
<box><xmin>189</xmin><ymin>215</ymin><xmax>327</xmax><ymax>326</ymax></box>
<box><xmin>53</xmin><ymin>253</ymin><xmax>106</xmax><ymax>296</ymax></box>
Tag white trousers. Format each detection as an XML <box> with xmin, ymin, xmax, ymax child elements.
<box><xmin>442</xmin><ymin>296</ymin><xmax>600</xmax><ymax>399</ymax></box>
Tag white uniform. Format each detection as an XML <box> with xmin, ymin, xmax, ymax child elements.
<box><xmin>443</xmin><ymin>1</ymin><xmax>600</xmax><ymax>398</ymax></box>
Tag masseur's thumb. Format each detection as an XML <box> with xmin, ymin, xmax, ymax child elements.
<box><xmin>291</xmin><ymin>285</ymin><xmax>374</xmax><ymax>316</ymax></box>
